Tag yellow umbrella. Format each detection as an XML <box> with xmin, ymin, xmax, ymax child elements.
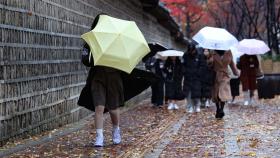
<box><xmin>81</xmin><ymin>15</ymin><xmax>150</xmax><ymax>73</ymax></box>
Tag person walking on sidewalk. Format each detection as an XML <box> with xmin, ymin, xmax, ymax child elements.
<box><xmin>90</xmin><ymin>66</ymin><xmax>123</xmax><ymax>147</ymax></box>
<box><xmin>164</xmin><ymin>56</ymin><xmax>184</xmax><ymax>110</ymax></box>
<box><xmin>145</xmin><ymin>57</ymin><xmax>165</xmax><ymax>108</ymax></box>
<box><xmin>79</xmin><ymin>14</ymin><xmax>123</xmax><ymax>147</ymax></box>
<box><xmin>199</xmin><ymin>49</ymin><xmax>215</xmax><ymax>108</ymax></box>
<box><xmin>237</xmin><ymin>54</ymin><xmax>259</xmax><ymax>105</ymax></box>
<box><xmin>78</xmin><ymin>14</ymin><xmax>159</xmax><ymax>148</ymax></box>
<box><xmin>229</xmin><ymin>57</ymin><xmax>241</xmax><ymax>104</ymax></box>
<box><xmin>182</xmin><ymin>43</ymin><xmax>203</xmax><ymax>113</ymax></box>
<box><xmin>80</xmin><ymin>50</ymin><xmax>123</xmax><ymax>147</ymax></box>
<box><xmin>207</xmin><ymin>50</ymin><xmax>239</xmax><ymax>119</ymax></box>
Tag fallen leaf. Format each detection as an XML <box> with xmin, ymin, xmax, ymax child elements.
<box><xmin>241</xmin><ymin>151</ymin><xmax>256</xmax><ymax>156</ymax></box>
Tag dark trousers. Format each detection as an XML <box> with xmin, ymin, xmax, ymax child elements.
<box><xmin>151</xmin><ymin>80</ymin><xmax>164</xmax><ymax>106</ymax></box>
<box><xmin>230</xmin><ymin>78</ymin><xmax>240</xmax><ymax>97</ymax></box>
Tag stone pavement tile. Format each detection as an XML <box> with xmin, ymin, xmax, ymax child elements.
<box><xmin>153</xmin><ymin>97</ymin><xmax>280</xmax><ymax>158</ymax></box>
<box><xmin>2</xmin><ymin>96</ymin><xmax>280</xmax><ymax>158</ymax></box>
<box><xmin>159</xmin><ymin>106</ymin><xmax>226</xmax><ymax>158</ymax></box>
<box><xmin>144</xmin><ymin>115</ymin><xmax>188</xmax><ymax>158</ymax></box>
<box><xmin>224</xmin><ymin>98</ymin><xmax>280</xmax><ymax>158</ymax></box>
<box><xmin>117</xmin><ymin>101</ymin><xmax>186</xmax><ymax>157</ymax></box>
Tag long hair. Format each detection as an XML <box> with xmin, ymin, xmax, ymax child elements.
<box><xmin>187</xmin><ymin>42</ymin><xmax>196</xmax><ymax>54</ymax></box>
<box><xmin>84</xmin><ymin>13</ymin><xmax>107</xmax><ymax>49</ymax></box>
<box><xmin>82</xmin><ymin>13</ymin><xmax>107</xmax><ymax>66</ymax></box>
<box><xmin>215</xmin><ymin>50</ymin><xmax>225</xmax><ymax>56</ymax></box>
<box><xmin>90</xmin><ymin>13</ymin><xmax>107</xmax><ymax>30</ymax></box>
<box><xmin>165</xmin><ymin>56</ymin><xmax>181</xmax><ymax>66</ymax></box>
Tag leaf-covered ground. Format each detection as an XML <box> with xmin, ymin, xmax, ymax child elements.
<box><xmin>1</xmin><ymin>96</ymin><xmax>280</xmax><ymax>158</ymax></box>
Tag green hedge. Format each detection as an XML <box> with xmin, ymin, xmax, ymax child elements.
<box><xmin>261</xmin><ymin>54</ymin><xmax>272</xmax><ymax>60</ymax></box>
<box><xmin>260</xmin><ymin>54</ymin><xmax>280</xmax><ymax>61</ymax></box>
<box><xmin>273</xmin><ymin>55</ymin><xmax>280</xmax><ymax>62</ymax></box>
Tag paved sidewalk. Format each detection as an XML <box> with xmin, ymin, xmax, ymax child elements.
<box><xmin>1</xmin><ymin>97</ymin><xmax>280</xmax><ymax>157</ymax></box>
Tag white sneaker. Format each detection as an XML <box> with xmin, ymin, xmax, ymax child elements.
<box><xmin>174</xmin><ymin>104</ymin><xmax>179</xmax><ymax>110</ymax></box>
<box><xmin>244</xmin><ymin>101</ymin><xmax>249</xmax><ymax>106</ymax></box>
<box><xmin>195</xmin><ymin>106</ymin><xmax>201</xmax><ymax>112</ymax></box>
<box><xmin>94</xmin><ymin>133</ymin><xmax>104</xmax><ymax>147</ymax></box>
<box><xmin>249</xmin><ymin>98</ymin><xmax>255</xmax><ymax>105</ymax></box>
<box><xmin>112</xmin><ymin>128</ymin><xmax>121</xmax><ymax>144</ymax></box>
<box><xmin>187</xmin><ymin>106</ymin><xmax>194</xmax><ymax>113</ymax></box>
<box><xmin>205</xmin><ymin>101</ymin><xmax>210</xmax><ymax>107</ymax></box>
<box><xmin>167</xmin><ymin>103</ymin><xmax>174</xmax><ymax>110</ymax></box>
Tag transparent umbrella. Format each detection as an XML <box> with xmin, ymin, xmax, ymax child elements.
<box><xmin>236</xmin><ymin>39</ymin><xmax>270</xmax><ymax>55</ymax></box>
<box><xmin>157</xmin><ymin>50</ymin><xmax>184</xmax><ymax>57</ymax></box>
<box><xmin>192</xmin><ymin>26</ymin><xmax>238</xmax><ymax>51</ymax></box>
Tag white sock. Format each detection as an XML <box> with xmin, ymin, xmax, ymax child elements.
<box><xmin>113</xmin><ymin>125</ymin><xmax>120</xmax><ymax>130</ymax></box>
<box><xmin>96</xmin><ymin>129</ymin><xmax>103</xmax><ymax>136</ymax></box>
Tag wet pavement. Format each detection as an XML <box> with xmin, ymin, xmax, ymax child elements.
<box><xmin>1</xmin><ymin>96</ymin><xmax>280</xmax><ymax>158</ymax></box>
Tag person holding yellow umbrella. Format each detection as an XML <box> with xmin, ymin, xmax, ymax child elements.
<box><xmin>78</xmin><ymin>14</ymin><xmax>155</xmax><ymax>147</ymax></box>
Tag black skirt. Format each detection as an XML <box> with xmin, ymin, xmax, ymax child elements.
<box><xmin>165</xmin><ymin>81</ymin><xmax>185</xmax><ymax>100</ymax></box>
<box><xmin>91</xmin><ymin>67</ymin><xmax>124</xmax><ymax>110</ymax></box>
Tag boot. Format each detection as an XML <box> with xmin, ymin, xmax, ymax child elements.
<box><xmin>220</xmin><ymin>103</ymin><xmax>225</xmax><ymax>118</ymax></box>
<box><xmin>215</xmin><ymin>103</ymin><xmax>221</xmax><ymax>118</ymax></box>
<box><xmin>215</xmin><ymin>102</ymin><xmax>225</xmax><ymax>119</ymax></box>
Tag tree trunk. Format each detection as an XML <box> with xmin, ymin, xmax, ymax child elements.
<box><xmin>266</xmin><ymin>0</ymin><xmax>279</xmax><ymax>55</ymax></box>
<box><xmin>185</xmin><ymin>14</ymin><xmax>191</xmax><ymax>38</ymax></box>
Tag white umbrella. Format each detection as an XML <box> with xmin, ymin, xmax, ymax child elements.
<box><xmin>157</xmin><ymin>50</ymin><xmax>184</xmax><ymax>57</ymax></box>
<box><xmin>154</xmin><ymin>54</ymin><xmax>168</xmax><ymax>60</ymax></box>
<box><xmin>236</xmin><ymin>39</ymin><xmax>270</xmax><ymax>55</ymax></box>
<box><xmin>192</xmin><ymin>26</ymin><xmax>238</xmax><ymax>50</ymax></box>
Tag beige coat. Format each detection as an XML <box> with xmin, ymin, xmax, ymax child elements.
<box><xmin>209</xmin><ymin>52</ymin><xmax>239</xmax><ymax>102</ymax></box>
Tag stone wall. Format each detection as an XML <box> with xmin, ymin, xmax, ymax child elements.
<box><xmin>0</xmin><ymin>0</ymin><xmax>186</xmax><ymax>145</ymax></box>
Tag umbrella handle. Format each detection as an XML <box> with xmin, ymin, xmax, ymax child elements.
<box><xmin>81</xmin><ymin>46</ymin><xmax>94</xmax><ymax>67</ymax></box>
<box><xmin>89</xmin><ymin>52</ymin><xmax>92</xmax><ymax>63</ymax></box>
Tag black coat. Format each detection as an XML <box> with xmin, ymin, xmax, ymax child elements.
<box><xmin>145</xmin><ymin>58</ymin><xmax>165</xmax><ymax>79</ymax></box>
<box><xmin>182</xmin><ymin>52</ymin><xmax>202</xmax><ymax>98</ymax></box>
<box><xmin>163</xmin><ymin>57</ymin><xmax>184</xmax><ymax>100</ymax></box>
<box><xmin>198</xmin><ymin>54</ymin><xmax>215</xmax><ymax>98</ymax></box>
<box><xmin>78</xmin><ymin>45</ymin><xmax>158</xmax><ymax>112</ymax></box>
<box><xmin>182</xmin><ymin>53</ymin><xmax>214</xmax><ymax>98</ymax></box>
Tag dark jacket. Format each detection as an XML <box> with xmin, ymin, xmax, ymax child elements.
<box><xmin>78</xmin><ymin>46</ymin><xmax>158</xmax><ymax>111</ymax></box>
<box><xmin>149</xmin><ymin>58</ymin><xmax>165</xmax><ymax>79</ymax></box>
<box><xmin>163</xmin><ymin>57</ymin><xmax>184</xmax><ymax>100</ymax></box>
<box><xmin>144</xmin><ymin>57</ymin><xmax>165</xmax><ymax>105</ymax></box>
<box><xmin>182</xmin><ymin>52</ymin><xmax>202</xmax><ymax>98</ymax></box>
<box><xmin>238</xmin><ymin>54</ymin><xmax>259</xmax><ymax>91</ymax></box>
<box><xmin>182</xmin><ymin>52</ymin><xmax>214</xmax><ymax>98</ymax></box>
<box><xmin>164</xmin><ymin>57</ymin><xmax>183</xmax><ymax>83</ymax></box>
<box><xmin>198</xmin><ymin>54</ymin><xmax>215</xmax><ymax>98</ymax></box>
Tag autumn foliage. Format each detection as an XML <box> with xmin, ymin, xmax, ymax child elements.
<box><xmin>160</xmin><ymin>0</ymin><xmax>211</xmax><ymax>37</ymax></box>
